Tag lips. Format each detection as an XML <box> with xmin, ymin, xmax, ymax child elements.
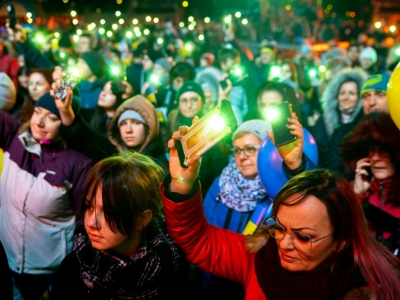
<box><xmin>88</xmin><ymin>232</ymin><xmax>102</xmax><ymax>242</ymax></box>
<box><xmin>280</xmin><ymin>252</ymin><xmax>298</xmax><ymax>263</ymax></box>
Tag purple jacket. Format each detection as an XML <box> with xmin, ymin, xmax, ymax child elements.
<box><xmin>0</xmin><ymin>111</ymin><xmax>92</xmax><ymax>274</ymax></box>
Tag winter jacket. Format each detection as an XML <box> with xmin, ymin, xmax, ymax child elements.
<box><xmin>0</xmin><ymin>54</ymin><xmax>19</xmax><ymax>88</ymax></box>
<box><xmin>161</xmin><ymin>181</ymin><xmax>387</xmax><ymax>300</ymax></box>
<box><xmin>355</xmin><ymin>176</ymin><xmax>400</xmax><ymax>240</ymax></box>
<box><xmin>76</xmin><ymin>79</ymin><xmax>107</xmax><ymax>110</ymax></box>
<box><xmin>313</xmin><ymin>69</ymin><xmax>367</xmax><ymax>166</ymax></box>
<box><xmin>0</xmin><ymin>111</ymin><xmax>92</xmax><ymax>274</ymax></box>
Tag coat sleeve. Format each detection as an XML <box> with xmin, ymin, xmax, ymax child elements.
<box><xmin>60</xmin><ymin>115</ymin><xmax>116</xmax><ymax>164</ymax></box>
<box><xmin>0</xmin><ymin>110</ymin><xmax>20</xmax><ymax>151</ymax></box>
<box><xmin>161</xmin><ymin>184</ymin><xmax>253</xmax><ymax>285</ymax></box>
<box><xmin>15</xmin><ymin>40</ymin><xmax>55</xmax><ymax>69</ymax></box>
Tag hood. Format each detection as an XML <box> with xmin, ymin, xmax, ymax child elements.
<box><xmin>108</xmin><ymin>95</ymin><xmax>159</xmax><ymax>153</ymax></box>
<box><xmin>320</xmin><ymin>68</ymin><xmax>368</xmax><ymax>136</ymax></box>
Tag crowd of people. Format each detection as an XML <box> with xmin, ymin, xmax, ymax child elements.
<box><xmin>0</xmin><ymin>12</ymin><xmax>400</xmax><ymax>300</ymax></box>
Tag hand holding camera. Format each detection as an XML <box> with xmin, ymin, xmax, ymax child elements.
<box><xmin>51</xmin><ymin>80</ymin><xmax>75</xmax><ymax>127</ymax></box>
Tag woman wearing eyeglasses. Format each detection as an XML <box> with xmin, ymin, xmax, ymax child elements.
<box><xmin>161</xmin><ymin>128</ymin><xmax>400</xmax><ymax>300</ymax></box>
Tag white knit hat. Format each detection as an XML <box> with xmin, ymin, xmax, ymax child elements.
<box><xmin>359</xmin><ymin>47</ymin><xmax>378</xmax><ymax>64</ymax></box>
<box><xmin>0</xmin><ymin>72</ymin><xmax>16</xmax><ymax>112</ymax></box>
<box><xmin>232</xmin><ymin>120</ymin><xmax>271</xmax><ymax>142</ymax></box>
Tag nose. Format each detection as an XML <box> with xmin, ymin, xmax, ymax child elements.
<box><xmin>238</xmin><ymin>150</ymin><xmax>248</xmax><ymax>159</ymax></box>
<box><xmin>35</xmin><ymin>115</ymin><xmax>45</xmax><ymax>127</ymax></box>
<box><xmin>279</xmin><ymin>232</ymin><xmax>295</xmax><ymax>250</ymax></box>
<box><xmin>125</xmin><ymin>123</ymin><xmax>133</xmax><ymax>133</ymax></box>
<box><xmin>369</xmin><ymin>152</ymin><xmax>381</xmax><ymax>162</ymax></box>
<box><xmin>368</xmin><ymin>95</ymin><xmax>376</xmax><ymax>107</ymax></box>
<box><xmin>85</xmin><ymin>209</ymin><xmax>99</xmax><ymax>229</ymax></box>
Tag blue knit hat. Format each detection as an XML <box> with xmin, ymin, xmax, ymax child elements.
<box><xmin>360</xmin><ymin>72</ymin><xmax>390</xmax><ymax>96</ymax></box>
<box><xmin>35</xmin><ymin>91</ymin><xmax>81</xmax><ymax>119</ymax></box>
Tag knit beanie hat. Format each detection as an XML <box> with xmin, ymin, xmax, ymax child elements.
<box><xmin>176</xmin><ymin>81</ymin><xmax>205</xmax><ymax>102</ymax></box>
<box><xmin>117</xmin><ymin>110</ymin><xmax>147</xmax><ymax>127</ymax></box>
<box><xmin>360</xmin><ymin>72</ymin><xmax>390</xmax><ymax>96</ymax></box>
<box><xmin>260</xmin><ymin>47</ymin><xmax>276</xmax><ymax>61</ymax></box>
<box><xmin>201</xmin><ymin>53</ymin><xmax>215</xmax><ymax>65</ymax></box>
<box><xmin>359</xmin><ymin>47</ymin><xmax>378</xmax><ymax>64</ymax></box>
<box><xmin>35</xmin><ymin>91</ymin><xmax>81</xmax><ymax>119</ymax></box>
<box><xmin>154</xmin><ymin>58</ymin><xmax>170</xmax><ymax>72</ymax></box>
<box><xmin>80</xmin><ymin>51</ymin><xmax>105</xmax><ymax>78</ymax></box>
<box><xmin>232</xmin><ymin>120</ymin><xmax>270</xmax><ymax>142</ymax></box>
<box><xmin>0</xmin><ymin>72</ymin><xmax>16</xmax><ymax>111</ymax></box>
<box><xmin>145</xmin><ymin>49</ymin><xmax>163</xmax><ymax>63</ymax></box>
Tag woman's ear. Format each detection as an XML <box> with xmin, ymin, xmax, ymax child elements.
<box><xmin>136</xmin><ymin>209</ymin><xmax>153</xmax><ymax>231</ymax></box>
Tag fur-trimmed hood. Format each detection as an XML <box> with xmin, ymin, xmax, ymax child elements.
<box><xmin>341</xmin><ymin>112</ymin><xmax>400</xmax><ymax>174</ymax></box>
<box><xmin>320</xmin><ymin>68</ymin><xmax>368</xmax><ymax>136</ymax></box>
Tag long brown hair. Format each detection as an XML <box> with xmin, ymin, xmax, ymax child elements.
<box><xmin>247</xmin><ymin>169</ymin><xmax>400</xmax><ymax>300</ymax></box>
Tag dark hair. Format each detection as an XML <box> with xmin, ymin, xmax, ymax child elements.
<box><xmin>251</xmin><ymin>169</ymin><xmax>400</xmax><ymax>300</ymax></box>
<box><xmin>82</xmin><ymin>152</ymin><xmax>164</xmax><ymax>236</ymax></box>
<box><xmin>218</xmin><ymin>48</ymin><xmax>240</xmax><ymax>64</ymax></box>
<box><xmin>28</xmin><ymin>68</ymin><xmax>54</xmax><ymax>86</ymax></box>
<box><xmin>170</xmin><ymin>62</ymin><xmax>195</xmax><ymax>81</ymax></box>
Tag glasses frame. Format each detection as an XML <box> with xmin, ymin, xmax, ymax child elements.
<box><xmin>264</xmin><ymin>217</ymin><xmax>334</xmax><ymax>253</ymax></box>
<box><xmin>230</xmin><ymin>145</ymin><xmax>260</xmax><ymax>157</ymax></box>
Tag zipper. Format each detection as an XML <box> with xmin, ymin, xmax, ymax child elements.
<box><xmin>379</xmin><ymin>180</ymin><xmax>385</xmax><ymax>209</ymax></box>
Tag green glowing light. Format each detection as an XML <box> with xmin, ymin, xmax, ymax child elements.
<box><xmin>179</xmin><ymin>22</ymin><xmax>184</xmax><ymax>27</ymax></box>
<box><xmin>198</xmin><ymin>34</ymin><xmax>204</xmax><ymax>41</ymax></box>
<box><xmin>319</xmin><ymin>65</ymin><xmax>327</xmax><ymax>73</ymax></box>
<box><xmin>35</xmin><ymin>34</ymin><xmax>45</xmax><ymax>43</ymax></box>
<box><xmin>107</xmin><ymin>31</ymin><xmax>113</xmax><ymax>37</ymax></box>
<box><xmin>60</xmin><ymin>52</ymin><xmax>66</xmax><ymax>58</ymax></box>
<box><xmin>99</xmin><ymin>28</ymin><xmax>105</xmax><ymax>35</ymax></box>
<box><xmin>266</xmin><ymin>107</ymin><xmax>279</xmax><ymax>121</ymax></box>
<box><xmin>157</xmin><ymin>38</ymin><xmax>163</xmax><ymax>44</ymax></box>
<box><xmin>69</xmin><ymin>67</ymin><xmax>80</xmax><ymax>78</ymax></box>
<box><xmin>242</xmin><ymin>19</ymin><xmax>248</xmax><ymax>25</ymax></box>
<box><xmin>144</xmin><ymin>29</ymin><xmax>150</xmax><ymax>35</ymax></box>
<box><xmin>72</xmin><ymin>35</ymin><xmax>79</xmax><ymax>42</ymax></box>
<box><xmin>270</xmin><ymin>66</ymin><xmax>281</xmax><ymax>78</ymax></box>
<box><xmin>233</xmin><ymin>67</ymin><xmax>243</xmax><ymax>77</ymax></box>
<box><xmin>224</xmin><ymin>15</ymin><xmax>232</xmax><ymax>24</ymax></box>
<box><xmin>111</xmin><ymin>66</ymin><xmax>121</xmax><ymax>76</ymax></box>
<box><xmin>188</xmin><ymin>16</ymin><xmax>194</xmax><ymax>22</ymax></box>
<box><xmin>396</xmin><ymin>48</ymin><xmax>400</xmax><ymax>56</ymax></box>
<box><xmin>126</xmin><ymin>31</ymin><xmax>133</xmax><ymax>38</ymax></box>
<box><xmin>204</xmin><ymin>17</ymin><xmax>210</xmax><ymax>23</ymax></box>
<box><xmin>235</xmin><ymin>12</ymin><xmax>241</xmax><ymax>18</ymax></box>
<box><xmin>150</xmin><ymin>74</ymin><xmax>159</xmax><ymax>84</ymax></box>
<box><xmin>309</xmin><ymin>69</ymin><xmax>317</xmax><ymax>78</ymax></box>
<box><xmin>185</xmin><ymin>43</ymin><xmax>192</xmax><ymax>51</ymax></box>
<box><xmin>209</xmin><ymin>115</ymin><xmax>226</xmax><ymax>131</ymax></box>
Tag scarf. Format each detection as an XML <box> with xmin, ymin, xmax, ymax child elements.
<box><xmin>255</xmin><ymin>239</ymin><xmax>357</xmax><ymax>300</ymax></box>
<box><xmin>219</xmin><ymin>158</ymin><xmax>268</xmax><ymax>212</ymax></box>
<box><xmin>74</xmin><ymin>225</ymin><xmax>183</xmax><ymax>299</ymax></box>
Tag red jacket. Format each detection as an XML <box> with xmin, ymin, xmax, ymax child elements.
<box><xmin>161</xmin><ymin>184</ymin><xmax>266</xmax><ymax>300</ymax></box>
<box><xmin>0</xmin><ymin>54</ymin><xmax>19</xmax><ymax>88</ymax></box>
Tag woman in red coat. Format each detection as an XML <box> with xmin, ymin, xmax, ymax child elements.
<box><xmin>161</xmin><ymin>124</ymin><xmax>400</xmax><ymax>300</ymax></box>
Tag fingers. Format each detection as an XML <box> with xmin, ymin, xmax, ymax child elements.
<box><xmin>267</xmin><ymin>131</ymin><xmax>275</xmax><ymax>145</ymax></box>
<box><xmin>167</xmin><ymin>138</ymin><xmax>176</xmax><ymax>150</ymax></box>
<box><xmin>192</xmin><ymin>116</ymin><xmax>199</xmax><ymax>125</ymax></box>
<box><xmin>178</xmin><ymin>125</ymin><xmax>189</xmax><ymax>135</ymax></box>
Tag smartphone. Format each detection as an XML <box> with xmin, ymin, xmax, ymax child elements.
<box><xmin>362</xmin><ymin>166</ymin><xmax>373</xmax><ymax>181</ymax></box>
<box><xmin>176</xmin><ymin>100</ymin><xmax>237</xmax><ymax>168</ymax></box>
<box><xmin>269</xmin><ymin>101</ymin><xmax>297</xmax><ymax>147</ymax></box>
<box><xmin>7</xmin><ymin>5</ymin><xmax>17</xmax><ymax>30</ymax></box>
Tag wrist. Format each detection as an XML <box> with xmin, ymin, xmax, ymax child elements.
<box><xmin>170</xmin><ymin>179</ymin><xmax>194</xmax><ymax>194</ymax></box>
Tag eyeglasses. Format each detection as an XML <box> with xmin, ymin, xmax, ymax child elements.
<box><xmin>180</xmin><ymin>97</ymin><xmax>201</xmax><ymax>105</ymax></box>
<box><xmin>230</xmin><ymin>145</ymin><xmax>260</xmax><ymax>157</ymax></box>
<box><xmin>264</xmin><ymin>217</ymin><xmax>334</xmax><ymax>253</ymax></box>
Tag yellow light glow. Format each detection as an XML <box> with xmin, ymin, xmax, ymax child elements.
<box><xmin>54</xmin><ymin>32</ymin><xmax>60</xmax><ymax>38</ymax></box>
<box><xmin>285</xmin><ymin>5</ymin><xmax>291</xmax><ymax>10</ymax></box>
<box><xmin>115</xmin><ymin>11</ymin><xmax>121</xmax><ymax>17</ymax></box>
<box><xmin>375</xmin><ymin>22</ymin><xmax>382</xmax><ymax>29</ymax></box>
<box><xmin>224</xmin><ymin>15</ymin><xmax>231</xmax><ymax>23</ymax></box>
<box><xmin>63</xmin><ymin>0</ymin><xmax>68</xmax><ymax>3</ymax></box>
<box><xmin>204</xmin><ymin>17</ymin><xmax>210</xmax><ymax>23</ymax></box>
<box><xmin>112</xmin><ymin>24</ymin><xmax>118</xmax><ymax>30</ymax></box>
<box><xmin>132</xmin><ymin>19</ymin><xmax>138</xmax><ymax>25</ymax></box>
<box><xmin>144</xmin><ymin>29</ymin><xmax>150</xmax><ymax>35</ymax></box>
<box><xmin>27</xmin><ymin>18</ymin><xmax>33</xmax><ymax>24</ymax></box>
<box><xmin>72</xmin><ymin>19</ymin><xmax>78</xmax><ymax>25</ymax></box>
<box><xmin>26</xmin><ymin>12</ymin><xmax>32</xmax><ymax>18</ymax></box>
<box><xmin>96</xmin><ymin>8</ymin><xmax>101</xmax><ymax>13</ymax></box>
<box><xmin>198</xmin><ymin>34</ymin><xmax>204</xmax><ymax>41</ymax></box>
<box><xmin>99</xmin><ymin>28</ymin><xmax>105</xmax><ymax>35</ymax></box>
<box><xmin>71</xmin><ymin>10</ymin><xmax>77</xmax><ymax>17</ymax></box>
<box><xmin>117</xmin><ymin>0</ymin><xmax>122</xmax><ymax>4</ymax></box>
<box><xmin>145</xmin><ymin>16</ymin><xmax>152</xmax><ymax>22</ymax></box>
<box><xmin>76</xmin><ymin>29</ymin><xmax>82</xmax><ymax>35</ymax></box>
<box><xmin>100</xmin><ymin>19</ymin><xmax>105</xmax><ymax>25</ymax></box>
<box><xmin>157</xmin><ymin>38</ymin><xmax>163</xmax><ymax>44</ymax></box>
<box><xmin>136</xmin><ymin>31</ymin><xmax>142</xmax><ymax>37</ymax></box>
<box><xmin>235</xmin><ymin>12</ymin><xmax>241</xmax><ymax>18</ymax></box>
<box><xmin>266</xmin><ymin>108</ymin><xmax>279</xmax><ymax>121</ymax></box>
<box><xmin>188</xmin><ymin>16</ymin><xmax>194</xmax><ymax>22</ymax></box>
<box><xmin>119</xmin><ymin>19</ymin><xmax>124</xmax><ymax>24</ymax></box>
<box><xmin>73</xmin><ymin>35</ymin><xmax>79</xmax><ymax>42</ymax></box>
<box><xmin>154</xmin><ymin>17</ymin><xmax>159</xmax><ymax>23</ymax></box>
<box><xmin>69</xmin><ymin>67</ymin><xmax>80</xmax><ymax>78</ymax></box>
<box><xmin>390</xmin><ymin>25</ymin><xmax>397</xmax><ymax>33</ymax></box>
<box><xmin>188</xmin><ymin>24</ymin><xmax>194</xmax><ymax>30</ymax></box>
<box><xmin>319</xmin><ymin>65</ymin><xmax>326</xmax><ymax>72</ymax></box>
<box><xmin>179</xmin><ymin>22</ymin><xmax>184</xmax><ymax>27</ymax></box>
<box><xmin>60</xmin><ymin>52</ymin><xmax>65</xmax><ymax>58</ymax></box>
<box><xmin>182</xmin><ymin>1</ymin><xmax>189</xmax><ymax>7</ymax></box>
<box><xmin>126</xmin><ymin>31</ymin><xmax>133</xmax><ymax>38</ymax></box>
<box><xmin>209</xmin><ymin>115</ymin><xmax>226</xmax><ymax>131</ymax></box>
<box><xmin>242</xmin><ymin>18</ymin><xmax>248</xmax><ymax>25</ymax></box>
<box><xmin>107</xmin><ymin>31</ymin><xmax>113</xmax><ymax>37</ymax></box>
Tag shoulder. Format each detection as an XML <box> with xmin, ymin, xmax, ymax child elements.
<box><xmin>343</xmin><ymin>287</ymin><xmax>376</xmax><ymax>300</ymax></box>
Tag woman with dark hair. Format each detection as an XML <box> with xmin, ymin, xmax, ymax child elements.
<box><xmin>341</xmin><ymin>112</ymin><xmax>400</xmax><ymax>250</ymax></box>
<box><xmin>80</xmin><ymin>80</ymin><xmax>132</xmax><ymax>137</ymax></box>
<box><xmin>161</xmin><ymin>132</ymin><xmax>400</xmax><ymax>300</ymax></box>
<box><xmin>50</xmin><ymin>152</ymin><xmax>191</xmax><ymax>299</ymax></box>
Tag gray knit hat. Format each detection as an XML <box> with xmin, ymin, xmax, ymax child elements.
<box><xmin>232</xmin><ymin>120</ymin><xmax>270</xmax><ymax>142</ymax></box>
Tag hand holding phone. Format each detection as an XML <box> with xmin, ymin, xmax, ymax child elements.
<box><xmin>354</xmin><ymin>158</ymin><xmax>372</xmax><ymax>195</ymax></box>
<box><xmin>267</xmin><ymin>101</ymin><xmax>297</xmax><ymax>147</ymax></box>
<box><xmin>7</xmin><ymin>5</ymin><xmax>16</xmax><ymax>30</ymax></box>
<box><xmin>175</xmin><ymin>100</ymin><xmax>237</xmax><ymax>168</ymax></box>
<box><xmin>54</xmin><ymin>73</ymin><xmax>81</xmax><ymax>101</ymax></box>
